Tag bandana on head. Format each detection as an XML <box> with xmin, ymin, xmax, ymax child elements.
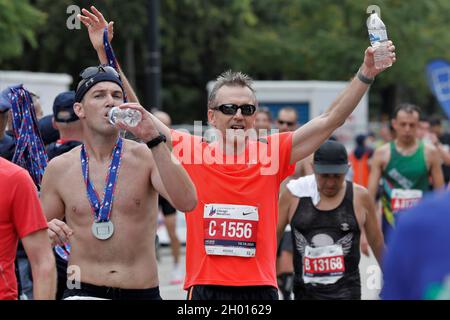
<box><xmin>75</xmin><ymin>72</ymin><xmax>124</xmax><ymax>103</ymax></box>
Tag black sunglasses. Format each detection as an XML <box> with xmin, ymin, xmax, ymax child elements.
<box><xmin>77</xmin><ymin>65</ymin><xmax>120</xmax><ymax>90</ymax></box>
<box><xmin>277</xmin><ymin>119</ymin><xmax>296</xmax><ymax>126</ymax></box>
<box><xmin>212</xmin><ymin>103</ymin><xmax>256</xmax><ymax>116</ymax></box>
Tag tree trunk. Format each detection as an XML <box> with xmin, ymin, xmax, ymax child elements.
<box><xmin>125</xmin><ymin>39</ymin><xmax>136</xmax><ymax>89</ymax></box>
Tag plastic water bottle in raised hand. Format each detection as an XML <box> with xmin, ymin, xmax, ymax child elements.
<box><xmin>108</xmin><ymin>106</ymin><xmax>142</xmax><ymax>127</ymax></box>
<box><xmin>367</xmin><ymin>11</ymin><xmax>392</xmax><ymax>69</ymax></box>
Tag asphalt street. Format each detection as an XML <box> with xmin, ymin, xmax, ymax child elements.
<box><xmin>157</xmin><ymin>246</ymin><xmax>381</xmax><ymax>300</ymax></box>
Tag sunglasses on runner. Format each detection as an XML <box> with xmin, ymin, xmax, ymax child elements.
<box><xmin>212</xmin><ymin>103</ymin><xmax>257</xmax><ymax>116</ymax></box>
<box><xmin>77</xmin><ymin>65</ymin><xmax>120</xmax><ymax>90</ymax></box>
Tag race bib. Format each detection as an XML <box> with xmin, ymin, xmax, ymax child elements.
<box><xmin>203</xmin><ymin>204</ymin><xmax>258</xmax><ymax>258</ymax></box>
<box><xmin>303</xmin><ymin>244</ymin><xmax>345</xmax><ymax>285</ymax></box>
<box><xmin>391</xmin><ymin>189</ymin><xmax>423</xmax><ymax>213</ymax></box>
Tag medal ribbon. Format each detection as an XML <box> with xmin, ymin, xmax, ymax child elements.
<box><xmin>103</xmin><ymin>27</ymin><xmax>128</xmax><ymax>102</ymax></box>
<box><xmin>80</xmin><ymin>137</ymin><xmax>123</xmax><ymax>222</ymax></box>
<box><xmin>9</xmin><ymin>84</ymin><xmax>48</xmax><ymax>189</ymax></box>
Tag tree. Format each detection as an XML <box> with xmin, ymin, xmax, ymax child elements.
<box><xmin>4</xmin><ymin>0</ymin><xmax>450</xmax><ymax>122</ymax></box>
<box><xmin>227</xmin><ymin>0</ymin><xmax>450</xmax><ymax>118</ymax></box>
<box><xmin>0</xmin><ymin>0</ymin><xmax>46</xmax><ymax>62</ymax></box>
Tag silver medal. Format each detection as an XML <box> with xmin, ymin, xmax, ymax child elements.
<box><xmin>91</xmin><ymin>221</ymin><xmax>114</xmax><ymax>240</ymax></box>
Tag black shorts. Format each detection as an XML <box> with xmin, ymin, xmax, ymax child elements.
<box><xmin>187</xmin><ymin>285</ymin><xmax>278</xmax><ymax>300</ymax></box>
<box><xmin>159</xmin><ymin>196</ymin><xmax>176</xmax><ymax>216</ymax></box>
<box><xmin>53</xmin><ymin>249</ymin><xmax>68</xmax><ymax>300</ymax></box>
<box><xmin>277</xmin><ymin>231</ymin><xmax>293</xmax><ymax>256</ymax></box>
<box><xmin>63</xmin><ymin>282</ymin><xmax>162</xmax><ymax>300</ymax></box>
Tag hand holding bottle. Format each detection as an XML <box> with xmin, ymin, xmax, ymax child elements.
<box><xmin>367</xmin><ymin>10</ymin><xmax>392</xmax><ymax>70</ymax></box>
<box><xmin>112</xmin><ymin>103</ymin><xmax>161</xmax><ymax>143</ymax></box>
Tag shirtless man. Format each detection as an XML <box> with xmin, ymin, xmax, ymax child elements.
<box><xmin>368</xmin><ymin>103</ymin><xmax>444</xmax><ymax>243</ymax></box>
<box><xmin>40</xmin><ymin>67</ymin><xmax>197</xmax><ymax>300</ymax></box>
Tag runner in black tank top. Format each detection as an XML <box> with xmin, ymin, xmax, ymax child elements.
<box><xmin>291</xmin><ymin>181</ymin><xmax>361</xmax><ymax>299</ymax></box>
<box><xmin>277</xmin><ymin>141</ymin><xmax>385</xmax><ymax>300</ymax></box>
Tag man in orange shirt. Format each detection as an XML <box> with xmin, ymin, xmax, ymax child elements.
<box><xmin>80</xmin><ymin>6</ymin><xmax>396</xmax><ymax>300</ymax></box>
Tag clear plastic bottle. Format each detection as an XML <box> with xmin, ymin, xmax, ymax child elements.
<box><xmin>108</xmin><ymin>107</ymin><xmax>142</xmax><ymax>127</ymax></box>
<box><xmin>367</xmin><ymin>11</ymin><xmax>392</xmax><ymax>69</ymax></box>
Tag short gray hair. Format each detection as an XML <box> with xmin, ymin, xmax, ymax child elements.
<box><xmin>208</xmin><ymin>70</ymin><xmax>256</xmax><ymax>109</ymax></box>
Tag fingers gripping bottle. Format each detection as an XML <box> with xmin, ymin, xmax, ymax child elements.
<box><xmin>367</xmin><ymin>11</ymin><xmax>392</xmax><ymax>69</ymax></box>
<box><xmin>108</xmin><ymin>106</ymin><xmax>142</xmax><ymax>127</ymax></box>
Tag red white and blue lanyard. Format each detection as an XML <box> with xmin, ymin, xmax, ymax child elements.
<box><xmin>103</xmin><ymin>27</ymin><xmax>128</xmax><ymax>103</ymax></box>
<box><xmin>80</xmin><ymin>137</ymin><xmax>123</xmax><ymax>223</ymax></box>
<box><xmin>9</xmin><ymin>85</ymin><xmax>48</xmax><ymax>189</ymax></box>
<box><xmin>55</xmin><ymin>243</ymin><xmax>71</xmax><ymax>261</ymax></box>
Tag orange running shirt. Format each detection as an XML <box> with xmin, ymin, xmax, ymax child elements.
<box><xmin>171</xmin><ymin>130</ymin><xmax>295</xmax><ymax>289</ymax></box>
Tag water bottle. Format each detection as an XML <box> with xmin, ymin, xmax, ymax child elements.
<box><xmin>367</xmin><ymin>11</ymin><xmax>392</xmax><ymax>69</ymax></box>
<box><xmin>108</xmin><ymin>106</ymin><xmax>142</xmax><ymax>127</ymax></box>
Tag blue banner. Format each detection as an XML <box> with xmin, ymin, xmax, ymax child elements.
<box><xmin>426</xmin><ymin>59</ymin><xmax>450</xmax><ymax>119</ymax></box>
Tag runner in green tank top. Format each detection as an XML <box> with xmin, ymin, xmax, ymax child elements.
<box><xmin>381</xmin><ymin>140</ymin><xmax>429</xmax><ymax>227</ymax></box>
<box><xmin>368</xmin><ymin>104</ymin><xmax>444</xmax><ymax>243</ymax></box>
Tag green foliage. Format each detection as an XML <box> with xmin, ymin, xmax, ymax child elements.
<box><xmin>228</xmin><ymin>0</ymin><xmax>450</xmax><ymax>117</ymax></box>
<box><xmin>0</xmin><ymin>0</ymin><xmax>46</xmax><ymax>62</ymax></box>
<box><xmin>3</xmin><ymin>0</ymin><xmax>450</xmax><ymax>121</ymax></box>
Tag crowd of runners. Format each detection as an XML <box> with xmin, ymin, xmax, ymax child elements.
<box><xmin>1</xmin><ymin>6</ymin><xmax>449</xmax><ymax>301</ymax></box>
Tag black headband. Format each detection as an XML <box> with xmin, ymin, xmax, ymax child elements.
<box><xmin>75</xmin><ymin>73</ymin><xmax>125</xmax><ymax>103</ymax></box>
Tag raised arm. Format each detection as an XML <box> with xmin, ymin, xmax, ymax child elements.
<box><xmin>78</xmin><ymin>6</ymin><xmax>140</xmax><ymax>103</ymax></box>
<box><xmin>290</xmin><ymin>44</ymin><xmax>396</xmax><ymax>164</ymax></box>
<box><xmin>78</xmin><ymin>6</ymin><xmax>172</xmax><ymax>145</ymax></box>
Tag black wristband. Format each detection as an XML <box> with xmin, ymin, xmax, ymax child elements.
<box><xmin>357</xmin><ymin>69</ymin><xmax>374</xmax><ymax>85</ymax></box>
<box><xmin>146</xmin><ymin>133</ymin><xmax>167</xmax><ymax>149</ymax></box>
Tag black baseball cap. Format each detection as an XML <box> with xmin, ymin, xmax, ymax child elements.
<box><xmin>38</xmin><ymin>114</ymin><xmax>60</xmax><ymax>145</ymax></box>
<box><xmin>313</xmin><ymin>140</ymin><xmax>349</xmax><ymax>174</ymax></box>
<box><xmin>53</xmin><ymin>91</ymin><xmax>78</xmax><ymax>123</ymax></box>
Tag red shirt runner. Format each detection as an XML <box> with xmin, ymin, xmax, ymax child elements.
<box><xmin>0</xmin><ymin>158</ymin><xmax>48</xmax><ymax>300</ymax></box>
<box><xmin>171</xmin><ymin>130</ymin><xmax>294</xmax><ymax>289</ymax></box>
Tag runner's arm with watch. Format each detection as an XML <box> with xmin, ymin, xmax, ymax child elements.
<box><xmin>114</xmin><ymin>104</ymin><xmax>197</xmax><ymax>213</ymax></box>
<box><xmin>290</xmin><ymin>44</ymin><xmax>396</xmax><ymax>165</ymax></box>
